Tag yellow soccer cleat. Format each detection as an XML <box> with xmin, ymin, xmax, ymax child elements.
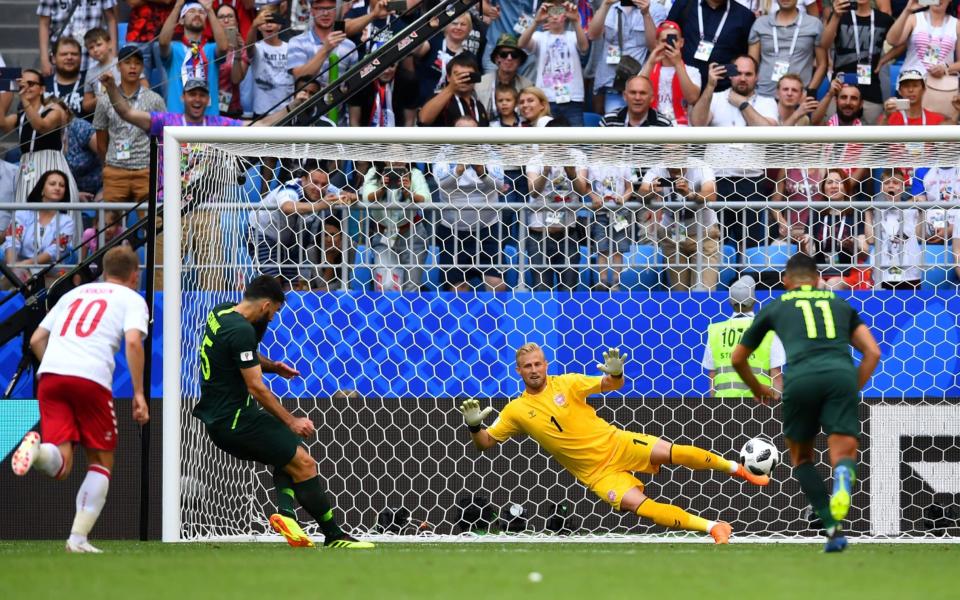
<box><xmin>269</xmin><ymin>514</ymin><xmax>315</xmax><ymax>548</ymax></box>
<box><xmin>323</xmin><ymin>534</ymin><xmax>375</xmax><ymax>549</ymax></box>
<box><xmin>709</xmin><ymin>521</ymin><xmax>732</xmax><ymax>544</ymax></box>
<box><xmin>733</xmin><ymin>464</ymin><xmax>770</xmax><ymax>487</ymax></box>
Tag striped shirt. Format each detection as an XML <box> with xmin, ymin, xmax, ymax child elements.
<box><xmin>600</xmin><ymin>106</ymin><xmax>672</xmax><ymax>127</ymax></box>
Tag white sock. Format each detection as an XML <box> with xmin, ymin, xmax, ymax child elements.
<box><xmin>33</xmin><ymin>443</ymin><xmax>64</xmax><ymax>478</ymax></box>
<box><xmin>728</xmin><ymin>461</ymin><xmax>739</xmax><ymax>474</ymax></box>
<box><xmin>69</xmin><ymin>465</ymin><xmax>110</xmax><ymax>544</ymax></box>
<box><xmin>705</xmin><ymin>520</ymin><xmax>718</xmax><ymax>533</ymax></box>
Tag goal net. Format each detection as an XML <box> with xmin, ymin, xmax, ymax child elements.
<box><xmin>161</xmin><ymin>126</ymin><xmax>960</xmax><ymax>542</ymax></box>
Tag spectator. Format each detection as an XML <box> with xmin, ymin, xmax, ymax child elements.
<box><xmin>667</xmin><ymin>0</ymin><xmax>756</xmax><ymax>89</ymax></box>
<box><xmin>287</xmin><ymin>0</ymin><xmax>355</xmax><ymax>124</ymax></box>
<box><xmin>913</xmin><ymin>165</ymin><xmax>960</xmax><ymax>243</ymax></box>
<box><xmin>44</xmin><ymin>37</ymin><xmax>87</xmax><ymax>118</ymax></box>
<box><xmin>587</xmin><ymin>164</ymin><xmax>635</xmax><ymax>291</ymax></box>
<box><xmin>360</xmin><ymin>161</ymin><xmax>430</xmax><ymax>292</ymax></box>
<box><xmin>770</xmin><ymin>163</ymin><xmax>823</xmax><ymax>244</ymax></box>
<box><xmin>812</xmin><ymin>78</ymin><xmax>865</xmax><ymax>125</ymax></box>
<box><xmin>475</xmin><ymin>34</ymin><xmax>533</xmax><ymax>117</ymax></box>
<box><xmin>348</xmin><ymin>63</ymin><xmax>417</xmax><ymax>127</ymax></box>
<box><xmin>206</xmin><ymin>0</ymin><xmax>256</xmax><ymax>39</ymax></box>
<box><xmin>158</xmin><ymin>0</ymin><xmax>229</xmax><ymax>116</ymax></box>
<box><xmin>418</xmin><ymin>53</ymin><xmax>490</xmax><ymax>126</ymax></box>
<box><xmin>124</xmin><ymin>0</ymin><xmax>174</xmax><ymax>80</ymax></box>
<box><xmin>525</xmin><ymin>147</ymin><xmax>590</xmax><ymax>291</ymax></box>
<box><xmin>237</xmin><ymin>6</ymin><xmax>295</xmax><ymax>119</ymax></box>
<box><xmin>774</xmin><ymin>72</ymin><xmax>818</xmax><ymax>125</ymax></box>
<box><xmin>78</xmin><ymin>209</ymin><xmax>127</xmax><ymax>261</ymax></box>
<box><xmin>691</xmin><ymin>56</ymin><xmax>777</xmax><ymax>250</ymax></box>
<box><xmin>879</xmin><ymin>69</ymin><xmax>946</xmax><ymax>125</ymax></box>
<box><xmin>518</xmin><ymin>0</ymin><xmax>589</xmax><ymax>126</ymax></box>
<box><xmin>736</xmin><ymin>0</ymin><xmax>819</xmax><ymax>17</ymax></box>
<box><xmin>315</xmin><ymin>215</ymin><xmax>353</xmax><ymax>291</ymax></box>
<box><xmin>82</xmin><ymin>28</ymin><xmax>134</xmax><ymax>116</ymax></box>
<box><xmin>93</xmin><ymin>46</ymin><xmax>166</xmax><ymax>206</ymax></box>
<box><xmin>0</xmin><ymin>159</ymin><xmax>17</xmax><ymax>244</ymax></box>
<box><xmin>216</xmin><ymin>3</ymin><xmax>245</xmax><ymax>118</ymax></box>
<box><xmin>820</xmin><ymin>0</ymin><xmax>899</xmax><ymax>126</ymax></box>
<box><xmin>284</xmin><ymin>76</ymin><xmax>337</xmax><ymax>127</ymax></box>
<box><xmin>640</xmin><ymin>20</ymin><xmax>702</xmax><ymax>126</ymax></box>
<box><xmin>601</xmin><ymin>74</ymin><xmax>673</xmax><ymax>127</ymax></box>
<box><xmin>802</xmin><ymin>169</ymin><xmax>868</xmax><ymax>288</ymax></box>
<box><xmin>414</xmin><ymin>13</ymin><xmax>475</xmax><ymax>107</ymax></box>
<box><xmin>432</xmin><ymin>117</ymin><xmax>507</xmax><ymax>292</ymax></box>
<box><xmin>62</xmin><ymin>106</ymin><xmax>103</xmax><ymax>203</ymax></box>
<box><xmin>748</xmin><ymin>0</ymin><xmax>825</xmax><ymax>98</ymax></box>
<box><xmin>887</xmin><ymin>0</ymin><xmax>959</xmax><ymax>80</ymax></box>
<box><xmin>490</xmin><ymin>85</ymin><xmax>521</xmax><ymax>127</ymax></box>
<box><xmin>640</xmin><ymin>165</ymin><xmax>721</xmax><ymax>291</ymax></box>
<box><xmin>0</xmin><ymin>70</ymin><xmax>79</xmax><ymax>208</ymax></box>
<box><xmin>2</xmin><ymin>171</ymin><xmax>75</xmax><ymax>286</ymax></box>
<box><xmin>587</xmin><ymin>0</ymin><xmax>666</xmax><ymax>114</ymax></box>
<box><xmin>517</xmin><ymin>86</ymin><xmax>553</xmax><ymax>126</ymax></box>
<box><xmin>38</xmin><ymin>0</ymin><xmax>118</xmax><ymax>74</ymax></box>
<box><xmin>864</xmin><ymin>169</ymin><xmax>922</xmax><ymax>290</ymax></box>
<box><xmin>249</xmin><ymin>165</ymin><xmax>356</xmax><ymax>289</ymax></box>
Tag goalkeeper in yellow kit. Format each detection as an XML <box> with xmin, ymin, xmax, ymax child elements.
<box><xmin>459</xmin><ymin>343</ymin><xmax>769</xmax><ymax>543</ymax></box>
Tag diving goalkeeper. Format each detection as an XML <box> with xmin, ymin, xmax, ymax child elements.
<box><xmin>459</xmin><ymin>343</ymin><xmax>769</xmax><ymax>543</ymax></box>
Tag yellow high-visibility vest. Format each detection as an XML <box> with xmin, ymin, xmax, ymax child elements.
<box><xmin>707</xmin><ymin>316</ymin><xmax>774</xmax><ymax>397</ymax></box>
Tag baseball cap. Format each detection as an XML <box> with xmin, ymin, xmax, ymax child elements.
<box><xmin>117</xmin><ymin>45</ymin><xmax>144</xmax><ymax>63</ymax></box>
<box><xmin>183</xmin><ymin>78</ymin><xmax>209</xmax><ymax>93</ymax></box>
<box><xmin>729</xmin><ymin>275</ymin><xmax>757</xmax><ymax>306</ymax></box>
<box><xmin>897</xmin><ymin>69</ymin><xmax>925</xmax><ymax>87</ymax></box>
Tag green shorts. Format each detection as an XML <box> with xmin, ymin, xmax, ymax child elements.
<box><xmin>206</xmin><ymin>408</ymin><xmax>300</xmax><ymax>469</ymax></box>
<box><xmin>782</xmin><ymin>369</ymin><xmax>861</xmax><ymax>442</ymax></box>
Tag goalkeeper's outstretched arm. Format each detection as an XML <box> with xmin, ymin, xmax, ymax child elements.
<box><xmin>459</xmin><ymin>400</ymin><xmax>499</xmax><ymax>451</ymax></box>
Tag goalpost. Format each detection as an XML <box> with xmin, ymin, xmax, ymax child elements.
<box><xmin>162</xmin><ymin>126</ymin><xmax>960</xmax><ymax>543</ymax></box>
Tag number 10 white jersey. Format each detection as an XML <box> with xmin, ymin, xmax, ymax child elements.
<box><xmin>37</xmin><ymin>282</ymin><xmax>150</xmax><ymax>392</ymax></box>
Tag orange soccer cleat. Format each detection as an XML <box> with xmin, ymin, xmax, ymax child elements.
<box><xmin>733</xmin><ymin>464</ymin><xmax>771</xmax><ymax>486</ymax></box>
<box><xmin>709</xmin><ymin>522</ymin><xmax>732</xmax><ymax>544</ymax></box>
<box><xmin>269</xmin><ymin>514</ymin><xmax>315</xmax><ymax>548</ymax></box>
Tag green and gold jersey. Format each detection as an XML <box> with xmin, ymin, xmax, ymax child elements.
<box><xmin>740</xmin><ymin>285</ymin><xmax>864</xmax><ymax>375</ymax></box>
<box><xmin>193</xmin><ymin>302</ymin><xmax>261</xmax><ymax>426</ymax></box>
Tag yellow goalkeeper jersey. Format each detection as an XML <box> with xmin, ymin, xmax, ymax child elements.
<box><xmin>486</xmin><ymin>374</ymin><xmax>619</xmax><ymax>484</ymax></box>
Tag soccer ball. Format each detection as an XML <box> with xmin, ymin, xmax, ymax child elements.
<box><xmin>739</xmin><ymin>438</ymin><xmax>780</xmax><ymax>476</ymax></box>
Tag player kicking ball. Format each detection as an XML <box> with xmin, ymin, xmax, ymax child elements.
<box><xmin>731</xmin><ymin>253</ymin><xmax>880</xmax><ymax>553</ymax></box>
<box><xmin>459</xmin><ymin>343</ymin><xmax>769</xmax><ymax>543</ymax></box>
<box><xmin>193</xmin><ymin>275</ymin><xmax>372</xmax><ymax>549</ymax></box>
<box><xmin>11</xmin><ymin>247</ymin><xmax>150</xmax><ymax>553</ymax></box>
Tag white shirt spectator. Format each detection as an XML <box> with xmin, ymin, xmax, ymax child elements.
<box><xmin>37</xmin><ymin>282</ymin><xmax>149</xmax><ymax>391</ymax></box>
<box><xmin>593</xmin><ymin>5</ymin><xmax>667</xmax><ymax>92</ymax></box>
<box><xmin>643</xmin><ymin>166</ymin><xmax>719</xmax><ymax>230</ymax></box>
<box><xmin>3</xmin><ymin>210</ymin><xmax>74</xmax><ymax>263</ymax></box>
<box><xmin>870</xmin><ymin>205</ymin><xmax>923</xmax><ymax>285</ymax></box>
<box><xmin>432</xmin><ymin>161</ymin><xmax>505</xmax><ymax>231</ymax></box>
<box><xmin>704</xmin><ymin>90</ymin><xmax>778</xmax><ymax>178</ymax></box>
<box><xmin>250</xmin><ymin>178</ymin><xmax>341</xmax><ymax>242</ymax></box>
<box><xmin>530</xmin><ymin>30</ymin><xmax>585</xmax><ymax>103</ymax></box>
<box><xmin>251</xmin><ymin>40</ymin><xmax>294</xmax><ymax>116</ymax></box>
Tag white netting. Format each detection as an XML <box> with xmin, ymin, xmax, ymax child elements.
<box><xmin>165</xmin><ymin>128</ymin><xmax>960</xmax><ymax>542</ymax></box>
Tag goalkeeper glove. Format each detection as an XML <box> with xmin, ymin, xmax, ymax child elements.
<box><xmin>597</xmin><ymin>348</ymin><xmax>627</xmax><ymax>377</ymax></box>
<box><xmin>459</xmin><ymin>399</ymin><xmax>493</xmax><ymax>432</ymax></box>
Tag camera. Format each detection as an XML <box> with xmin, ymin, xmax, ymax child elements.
<box><xmin>383</xmin><ymin>168</ymin><xmax>408</xmax><ymax>190</ymax></box>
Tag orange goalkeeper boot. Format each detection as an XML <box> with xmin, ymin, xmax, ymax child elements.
<box><xmin>733</xmin><ymin>464</ymin><xmax>770</xmax><ymax>486</ymax></box>
<box><xmin>270</xmin><ymin>514</ymin><xmax>315</xmax><ymax>548</ymax></box>
<box><xmin>709</xmin><ymin>522</ymin><xmax>732</xmax><ymax>544</ymax></box>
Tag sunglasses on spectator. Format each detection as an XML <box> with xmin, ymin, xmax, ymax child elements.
<box><xmin>17</xmin><ymin>81</ymin><xmax>41</xmax><ymax>90</ymax></box>
<box><xmin>497</xmin><ymin>51</ymin><xmax>520</xmax><ymax>60</ymax></box>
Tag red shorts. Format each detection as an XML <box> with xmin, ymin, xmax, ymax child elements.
<box><xmin>38</xmin><ymin>373</ymin><xmax>118</xmax><ymax>451</ymax></box>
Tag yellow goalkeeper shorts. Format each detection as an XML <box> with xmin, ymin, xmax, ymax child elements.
<box><xmin>587</xmin><ymin>431</ymin><xmax>660</xmax><ymax>510</ymax></box>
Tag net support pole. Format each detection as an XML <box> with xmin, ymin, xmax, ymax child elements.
<box><xmin>161</xmin><ymin>129</ymin><xmax>184</xmax><ymax>542</ymax></box>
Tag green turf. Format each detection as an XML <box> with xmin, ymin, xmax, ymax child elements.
<box><xmin>0</xmin><ymin>541</ymin><xmax>956</xmax><ymax>600</ymax></box>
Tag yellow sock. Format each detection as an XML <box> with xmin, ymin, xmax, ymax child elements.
<box><xmin>636</xmin><ymin>498</ymin><xmax>711</xmax><ymax>533</ymax></box>
<box><xmin>670</xmin><ymin>444</ymin><xmax>735</xmax><ymax>474</ymax></box>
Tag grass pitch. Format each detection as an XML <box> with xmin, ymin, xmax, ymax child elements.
<box><xmin>1</xmin><ymin>541</ymin><xmax>956</xmax><ymax>600</ymax></box>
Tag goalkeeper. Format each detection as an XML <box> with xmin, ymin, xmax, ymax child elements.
<box><xmin>459</xmin><ymin>343</ymin><xmax>769</xmax><ymax>543</ymax></box>
<box><xmin>193</xmin><ymin>275</ymin><xmax>372</xmax><ymax>549</ymax></box>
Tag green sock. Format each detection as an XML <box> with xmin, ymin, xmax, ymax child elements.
<box><xmin>795</xmin><ymin>462</ymin><xmax>838</xmax><ymax>530</ymax></box>
<box><xmin>835</xmin><ymin>458</ymin><xmax>857</xmax><ymax>484</ymax></box>
<box><xmin>273</xmin><ymin>469</ymin><xmax>297</xmax><ymax>519</ymax></box>
<box><xmin>292</xmin><ymin>476</ymin><xmax>343</xmax><ymax>539</ymax></box>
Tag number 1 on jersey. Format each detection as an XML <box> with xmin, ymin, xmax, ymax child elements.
<box><xmin>795</xmin><ymin>299</ymin><xmax>836</xmax><ymax>339</ymax></box>
<box><xmin>550</xmin><ymin>416</ymin><xmax>563</xmax><ymax>433</ymax></box>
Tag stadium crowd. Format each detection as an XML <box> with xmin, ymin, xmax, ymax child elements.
<box><xmin>0</xmin><ymin>0</ymin><xmax>959</xmax><ymax>292</ymax></box>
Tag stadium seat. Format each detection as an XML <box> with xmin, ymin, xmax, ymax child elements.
<box><xmin>719</xmin><ymin>244</ymin><xmax>739</xmax><ymax>287</ymax></box>
<box><xmin>502</xmin><ymin>244</ymin><xmax>519</xmax><ymax>289</ymax></box>
<box><xmin>579</xmin><ymin>245</ymin><xmax>595</xmax><ymax>290</ymax></box>
<box><xmin>351</xmin><ymin>244</ymin><xmax>372</xmax><ymax>291</ymax></box>
<box><xmin>744</xmin><ymin>244</ymin><xmax>797</xmax><ymax>271</ymax></box>
<box><xmin>240</xmin><ymin>167</ymin><xmax>264</xmax><ymax>204</ymax></box>
<box><xmin>620</xmin><ymin>244</ymin><xmax>661</xmax><ymax>290</ymax></box>
<box><xmin>423</xmin><ymin>245</ymin><xmax>442</xmax><ymax>291</ymax></box>
<box><xmin>921</xmin><ymin>244</ymin><xmax>951</xmax><ymax>289</ymax></box>
<box><xmin>583</xmin><ymin>112</ymin><xmax>603</xmax><ymax>127</ymax></box>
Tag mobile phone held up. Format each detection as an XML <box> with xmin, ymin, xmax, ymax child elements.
<box><xmin>841</xmin><ymin>72</ymin><xmax>859</xmax><ymax>85</ymax></box>
<box><xmin>665</xmin><ymin>33</ymin><xmax>678</xmax><ymax>48</ymax></box>
<box><xmin>334</xmin><ymin>19</ymin><xmax>346</xmax><ymax>32</ymax></box>
<box><xmin>722</xmin><ymin>63</ymin><xmax>739</xmax><ymax>78</ymax></box>
<box><xmin>467</xmin><ymin>71</ymin><xmax>482</xmax><ymax>84</ymax></box>
<box><xmin>620</xmin><ymin>0</ymin><xmax>636</xmax><ymax>6</ymax></box>
<box><xmin>894</xmin><ymin>98</ymin><xmax>911</xmax><ymax>111</ymax></box>
<box><xmin>387</xmin><ymin>0</ymin><xmax>407</xmax><ymax>13</ymax></box>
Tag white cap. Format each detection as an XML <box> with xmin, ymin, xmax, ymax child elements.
<box><xmin>729</xmin><ymin>275</ymin><xmax>757</xmax><ymax>306</ymax></box>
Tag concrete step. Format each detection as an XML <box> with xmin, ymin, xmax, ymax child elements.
<box><xmin>0</xmin><ymin>49</ymin><xmax>40</xmax><ymax>68</ymax></box>
<box><xmin>0</xmin><ymin>5</ymin><xmax>40</xmax><ymax>25</ymax></box>
<box><xmin>0</xmin><ymin>25</ymin><xmax>40</xmax><ymax>48</ymax></box>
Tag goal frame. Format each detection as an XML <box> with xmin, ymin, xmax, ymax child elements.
<box><xmin>161</xmin><ymin>125</ymin><xmax>960</xmax><ymax>543</ymax></box>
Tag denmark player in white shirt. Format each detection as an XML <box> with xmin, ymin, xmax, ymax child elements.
<box><xmin>11</xmin><ymin>246</ymin><xmax>149</xmax><ymax>553</ymax></box>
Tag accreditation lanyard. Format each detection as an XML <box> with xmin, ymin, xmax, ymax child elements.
<box><xmin>851</xmin><ymin>10</ymin><xmax>875</xmax><ymax>62</ymax></box>
<box><xmin>772</xmin><ymin>11</ymin><xmax>803</xmax><ymax>57</ymax></box>
<box><xmin>898</xmin><ymin>110</ymin><xmax>926</xmax><ymax>125</ymax></box>
<box><xmin>454</xmin><ymin>94</ymin><xmax>480</xmax><ymax>122</ymax></box>
<box><xmin>698</xmin><ymin>0</ymin><xmax>730</xmax><ymax>43</ymax></box>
